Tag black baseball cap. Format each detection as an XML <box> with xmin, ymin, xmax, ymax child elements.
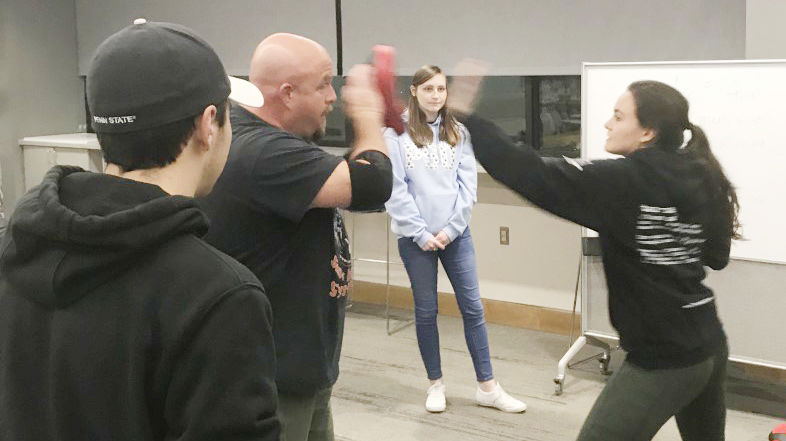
<box><xmin>87</xmin><ymin>19</ymin><xmax>263</xmax><ymax>134</ymax></box>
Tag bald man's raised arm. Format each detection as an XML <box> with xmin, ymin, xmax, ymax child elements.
<box><xmin>310</xmin><ymin>65</ymin><xmax>392</xmax><ymax>211</ymax></box>
<box><xmin>311</xmin><ymin>161</ymin><xmax>352</xmax><ymax>209</ymax></box>
<box><xmin>309</xmin><ymin>115</ymin><xmax>391</xmax><ymax>210</ymax></box>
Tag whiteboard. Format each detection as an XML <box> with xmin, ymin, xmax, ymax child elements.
<box><xmin>583</xmin><ymin>60</ymin><xmax>786</xmax><ymax>264</ymax></box>
<box><xmin>583</xmin><ymin>256</ymin><xmax>786</xmax><ymax>370</ymax></box>
<box><xmin>580</xmin><ymin>60</ymin><xmax>786</xmax><ymax>370</ymax></box>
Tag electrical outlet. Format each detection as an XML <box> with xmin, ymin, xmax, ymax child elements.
<box><xmin>499</xmin><ymin>226</ymin><xmax>509</xmax><ymax>245</ymax></box>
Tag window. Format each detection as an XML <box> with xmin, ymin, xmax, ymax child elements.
<box><xmin>536</xmin><ymin>77</ymin><xmax>581</xmax><ymax>158</ymax></box>
<box><xmin>393</xmin><ymin>75</ymin><xmax>580</xmax><ymax>158</ymax></box>
<box><xmin>83</xmin><ymin>75</ymin><xmax>581</xmax><ymax>157</ymax></box>
<box><xmin>473</xmin><ymin>76</ymin><xmax>528</xmax><ymax>151</ymax></box>
<box><xmin>319</xmin><ymin>76</ymin><xmax>349</xmax><ymax>147</ymax></box>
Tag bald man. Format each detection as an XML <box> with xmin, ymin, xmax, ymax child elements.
<box><xmin>200</xmin><ymin>33</ymin><xmax>392</xmax><ymax>441</ymax></box>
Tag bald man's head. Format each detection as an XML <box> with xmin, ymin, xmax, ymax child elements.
<box><xmin>248</xmin><ymin>33</ymin><xmax>336</xmax><ymax>140</ymax></box>
<box><xmin>250</xmin><ymin>34</ymin><xmax>324</xmax><ymax>87</ymax></box>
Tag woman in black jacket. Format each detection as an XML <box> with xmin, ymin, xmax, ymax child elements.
<box><xmin>449</xmin><ymin>61</ymin><xmax>739</xmax><ymax>441</ymax></box>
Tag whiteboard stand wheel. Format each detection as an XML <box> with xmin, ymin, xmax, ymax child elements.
<box><xmin>553</xmin><ymin>376</ymin><xmax>564</xmax><ymax>395</ymax></box>
<box><xmin>598</xmin><ymin>352</ymin><xmax>611</xmax><ymax>375</ymax></box>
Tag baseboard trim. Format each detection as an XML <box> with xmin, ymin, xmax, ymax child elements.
<box><xmin>349</xmin><ymin>281</ymin><xmax>786</xmax><ymax>384</ymax></box>
<box><xmin>349</xmin><ymin>280</ymin><xmax>581</xmax><ymax>337</ymax></box>
<box><xmin>729</xmin><ymin>360</ymin><xmax>786</xmax><ymax>384</ymax></box>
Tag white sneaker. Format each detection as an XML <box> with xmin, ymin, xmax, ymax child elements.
<box><xmin>476</xmin><ymin>383</ymin><xmax>526</xmax><ymax>413</ymax></box>
<box><xmin>425</xmin><ymin>382</ymin><xmax>446</xmax><ymax>412</ymax></box>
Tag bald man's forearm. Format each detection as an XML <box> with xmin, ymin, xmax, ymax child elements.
<box><xmin>348</xmin><ymin>114</ymin><xmax>386</xmax><ymax>159</ymax></box>
<box><xmin>344</xmin><ymin>112</ymin><xmax>392</xmax><ymax>211</ymax></box>
<box><xmin>310</xmin><ymin>114</ymin><xmax>391</xmax><ymax>210</ymax></box>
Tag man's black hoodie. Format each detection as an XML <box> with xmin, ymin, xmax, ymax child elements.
<box><xmin>465</xmin><ymin>115</ymin><xmax>728</xmax><ymax>369</ymax></box>
<box><xmin>0</xmin><ymin>166</ymin><xmax>280</xmax><ymax>440</ymax></box>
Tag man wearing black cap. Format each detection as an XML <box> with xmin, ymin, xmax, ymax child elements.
<box><xmin>0</xmin><ymin>20</ymin><xmax>279</xmax><ymax>440</ymax></box>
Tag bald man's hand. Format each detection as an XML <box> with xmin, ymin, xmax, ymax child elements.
<box><xmin>342</xmin><ymin>64</ymin><xmax>384</xmax><ymax>129</ymax></box>
<box><xmin>342</xmin><ymin>65</ymin><xmax>385</xmax><ymax>161</ymax></box>
<box><xmin>310</xmin><ymin>64</ymin><xmax>390</xmax><ymax>210</ymax></box>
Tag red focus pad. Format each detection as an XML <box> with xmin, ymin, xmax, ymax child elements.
<box><xmin>372</xmin><ymin>45</ymin><xmax>405</xmax><ymax>135</ymax></box>
<box><xmin>771</xmin><ymin>423</ymin><xmax>786</xmax><ymax>441</ymax></box>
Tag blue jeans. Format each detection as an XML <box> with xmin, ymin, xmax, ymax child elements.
<box><xmin>398</xmin><ymin>228</ymin><xmax>493</xmax><ymax>382</ymax></box>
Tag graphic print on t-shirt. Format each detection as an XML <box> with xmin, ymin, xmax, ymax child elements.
<box><xmin>329</xmin><ymin>210</ymin><xmax>351</xmax><ymax>298</ymax></box>
<box><xmin>635</xmin><ymin>204</ymin><xmax>706</xmax><ymax>266</ymax></box>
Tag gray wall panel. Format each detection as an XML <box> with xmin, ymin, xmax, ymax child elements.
<box><xmin>342</xmin><ymin>0</ymin><xmax>746</xmax><ymax>75</ymax></box>
<box><xmin>746</xmin><ymin>0</ymin><xmax>786</xmax><ymax>58</ymax></box>
<box><xmin>76</xmin><ymin>0</ymin><xmax>338</xmax><ymax>75</ymax></box>
<box><xmin>1</xmin><ymin>0</ymin><xmax>84</xmax><ymax>211</ymax></box>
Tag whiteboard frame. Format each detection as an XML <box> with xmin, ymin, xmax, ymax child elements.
<box><xmin>579</xmin><ymin>60</ymin><xmax>786</xmax><ymax>371</ymax></box>
<box><xmin>581</xmin><ymin>59</ymin><xmax>786</xmax><ymax>265</ymax></box>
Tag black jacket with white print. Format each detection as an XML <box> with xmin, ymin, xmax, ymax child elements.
<box><xmin>464</xmin><ymin>115</ymin><xmax>729</xmax><ymax>369</ymax></box>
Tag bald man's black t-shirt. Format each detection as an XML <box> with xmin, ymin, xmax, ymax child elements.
<box><xmin>201</xmin><ymin>105</ymin><xmax>350</xmax><ymax>395</ymax></box>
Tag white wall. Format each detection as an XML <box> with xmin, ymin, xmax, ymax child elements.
<box><xmin>345</xmin><ymin>1</ymin><xmax>748</xmax><ymax>312</ymax></box>
<box><xmin>75</xmin><ymin>0</ymin><xmax>338</xmax><ymax>76</ymax></box>
<box><xmin>746</xmin><ymin>0</ymin><xmax>786</xmax><ymax>58</ymax></box>
<box><xmin>0</xmin><ymin>0</ymin><xmax>85</xmax><ymax>211</ymax></box>
<box><xmin>348</xmin><ymin>177</ymin><xmax>582</xmax><ymax>311</ymax></box>
<box><xmin>342</xmin><ymin>0</ymin><xmax>746</xmax><ymax>75</ymax></box>
<box><xmin>4</xmin><ymin>0</ymin><xmax>763</xmax><ymax>312</ymax></box>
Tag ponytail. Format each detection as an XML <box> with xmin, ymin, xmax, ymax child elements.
<box><xmin>685</xmin><ymin>123</ymin><xmax>742</xmax><ymax>239</ymax></box>
<box><xmin>628</xmin><ymin>80</ymin><xmax>742</xmax><ymax>241</ymax></box>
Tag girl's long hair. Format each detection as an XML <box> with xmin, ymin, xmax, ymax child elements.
<box><xmin>628</xmin><ymin>80</ymin><xmax>741</xmax><ymax>239</ymax></box>
<box><xmin>407</xmin><ymin>65</ymin><xmax>462</xmax><ymax>147</ymax></box>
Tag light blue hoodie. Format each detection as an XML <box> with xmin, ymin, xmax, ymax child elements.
<box><xmin>384</xmin><ymin>115</ymin><xmax>477</xmax><ymax>248</ymax></box>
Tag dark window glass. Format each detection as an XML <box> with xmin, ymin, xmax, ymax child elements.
<box><xmin>474</xmin><ymin>76</ymin><xmax>529</xmax><ymax>149</ymax></box>
<box><xmin>539</xmin><ymin>77</ymin><xmax>581</xmax><ymax>158</ymax></box>
<box><xmin>398</xmin><ymin>75</ymin><xmax>529</xmax><ymax>148</ymax></box>
<box><xmin>320</xmin><ymin>76</ymin><xmax>349</xmax><ymax>147</ymax></box>
<box><xmin>395</xmin><ymin>75</ymin><xmax>580</xmax><ymax>158</ymax></box>
<box><xmin>88</xmin><ymin>74</ymin><xmax>580</xmax><ymax>155</ymax></box>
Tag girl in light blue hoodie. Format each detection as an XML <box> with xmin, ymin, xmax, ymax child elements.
<box><xmin>384</xmin><ymin>65</ymin><xmax>526</xmax><ymax>414</ymax></box>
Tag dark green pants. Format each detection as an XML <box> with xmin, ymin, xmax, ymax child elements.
<box><xmin>577</xmin><ymin>345</ymin><xmax>728</xmax><ymax>441</ymax></box>
<box><xmin>278</xmin><ymin>387</ymin><xmax>334</xmax><ymax>441</ymax></box>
